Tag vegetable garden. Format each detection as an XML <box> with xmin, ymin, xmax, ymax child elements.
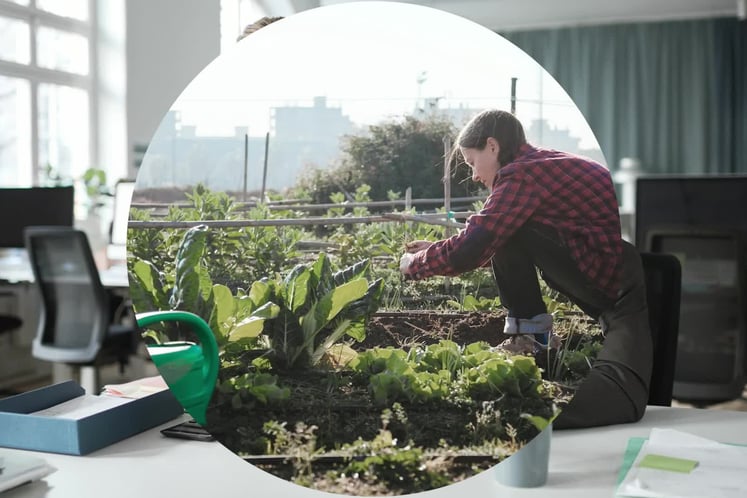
<box><xmin>128</xmin><ymin>185</ymin><xmax>603</xmax><ymax>496</ymax></box>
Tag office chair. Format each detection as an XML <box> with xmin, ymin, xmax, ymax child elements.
<box><xmin>24</xmin><ymin>226</ymin><xmax>139</xmax><ymax>394</ymax></box>
<box><xmin>0</xmin><ymin>313</ymin><xmax>22</xmax><ymax>336</ymax></box>
<box><xmin>0</xmin><ymin>311</ymin><xmax>23</xmax><ymax>395</ymax></box>
<box><xmin>640</xmin><ymin>252</ymin><xmax>682</xmax><ymax>406</ymax></box>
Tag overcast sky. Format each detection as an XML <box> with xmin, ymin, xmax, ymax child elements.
<box><xmin>167</xmin><ymin>1</ymin><xmax>599</xmax><ymax>149</ymax></box>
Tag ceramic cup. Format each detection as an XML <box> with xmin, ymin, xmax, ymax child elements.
<box><xmin>494</xmin><ymin>423</ymin><xmax>552</xmax><ymax>488</ymax></box>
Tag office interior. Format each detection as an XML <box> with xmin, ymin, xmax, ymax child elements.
<box><xmin>1</xmin><ymin>0</ymin><xmax>746</xmax><ymax>413</ymax></box>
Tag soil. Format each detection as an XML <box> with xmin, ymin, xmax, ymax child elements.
<box><xmin>359</xmin><ymin>310</ymin><xmax>508</xmax><ymax>350</ymax></box>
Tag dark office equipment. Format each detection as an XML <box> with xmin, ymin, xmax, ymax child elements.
<box><xmin>640</xmin><ymin>252</ymin><xmax>682</xmax><ymax>406</ymax></box>
<box><xmin>636</xmin><ymin>175</ymin><xmax>747</xmax><ymax>403</ymax></box>
<box><xmin>646</xmin><ymin>229</ymin><xmax>746</xmax><ymax>403</ymax></box>
<box><xmin>634</xmin><ymin>175</ymin><xmax>747</xmax><ymax>249</ymax></box>
<box><xmin>24</xmin><ymin>226</ymin><xmax>139</xmax><ymax>394</ymax></box>
<box><xmin>0</xmin><ymin>186</ymin><xmax>75</xmax><ymax>248</ymax></box>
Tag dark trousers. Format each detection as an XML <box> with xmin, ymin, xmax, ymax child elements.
<box><xmin>491</xmin><ymin>223</ymin><xmax>652</xmax><ymax>429</ymax></box>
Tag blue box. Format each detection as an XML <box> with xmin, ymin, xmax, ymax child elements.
<box><xmin>0</xmin><ymin>381</ymin><xmax>184</xmax><ymax>455</ymax></box>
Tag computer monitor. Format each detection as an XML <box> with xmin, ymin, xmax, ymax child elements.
<box><xmin>0</xmin><ymin>186</ymin><xmax>75</xmax><ymax>248</ymax></box>
<box><xmin>635</xmin><ymin>174</ymin><xmax>747</xmax><ymax>249</ymax></box>
<box><xmin>110</xmin><ymin>180</ymin><xmax>135</xmax><ymax>246</ymax></box>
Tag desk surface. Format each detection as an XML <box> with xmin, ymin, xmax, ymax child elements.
<box><xmin>0</xmin><ymin>250</ymin><xmax>128</xmax><ymax>289</ymax></box>
<box><xmin>3</xmin><ymin>406</ymin><xmax>747</xmax><ymax>498</ymax></box>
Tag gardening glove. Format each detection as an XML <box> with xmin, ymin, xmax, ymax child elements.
<box><xmin>399</xmin><ymin>252</ymin><xmax>416</xmax><ymax>275</ymax></box>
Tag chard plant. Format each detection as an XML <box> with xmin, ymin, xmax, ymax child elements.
<box><xmin>258</xmin><ymin>252</ymin><xmax>384</xmax><ymax>370</ymax></box>
<box><xmin>129</xmin><ymin>224</ymin><xmax>279</xmax><ymax>348</ymax></box>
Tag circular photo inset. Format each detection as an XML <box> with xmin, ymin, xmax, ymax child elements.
<box><xmin>128</xmin><ymin>2</ymin><xmax>624</xmax><ymax>496</ymax></box>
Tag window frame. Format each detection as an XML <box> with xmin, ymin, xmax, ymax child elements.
<box><xmin>0</xmin><ymin>0</ymin><xmax>96</xmax><ymax>187</ymax></box>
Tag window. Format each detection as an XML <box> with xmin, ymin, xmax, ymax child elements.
<box><xmin>0</xmin><ymin>0</ymin><xmax>93</xmax><ymax>188</ymax></box>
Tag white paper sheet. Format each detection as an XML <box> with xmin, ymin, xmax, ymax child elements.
<box><xmin>617</xmin><ymin>428</ymin><xmax>747</xmax><ymax>498</ymax></box>
<box><xmin>0</xmin><ymin>451</ymin><xmax>56</xmax><ymax>492</ymax></box>
<box><xmin>103</xmin><ymin>375</ymin><xmax>169</xmax><ymax>399</ymax></box>
<box><xmin>30</xmin><ymin>393</ymin><xmax>133</xmax><ymax>420</ymax></box>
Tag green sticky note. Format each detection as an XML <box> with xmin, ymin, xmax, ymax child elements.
<box><xmin>638</xmin><ymin>453</ymin><xmax>699</xmax><ymax>473</ymax></box>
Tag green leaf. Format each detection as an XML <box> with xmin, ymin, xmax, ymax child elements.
<box><xmin>212</xmin><ymin>284</ymin><xmax>235</xmax><ymax>327</ymax></box>
<box><xmin>229</xmin><ymin>316</ymin><xmax>267</xmax><ymax>341</ymax></box>
<box><xmin>169</xmin><ymin>225</ymin><xmax>208</xmax><ymax>310</ymax></box>
<box><xmin>318</xmin><ymin>278</ymin><xmax>368</xmax><ymax>325</ymax></box>
<box><xmin>248</xmin><ymin>280</ymin><xmax>272</xmax><ymax>308</ymax></box>
<box><xmin>284</xmin><ymin>265</ymin><xmax>311</xmax><ymax>314</ymax></box>
<box><xmin>129</xmin><ymin>259</ymin><xmax>167</xmax><ymax>311</ymax></box>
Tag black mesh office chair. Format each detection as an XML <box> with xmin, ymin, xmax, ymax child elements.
<box><xmin>24</xmin><ymin>226</ymin><xmax>139</xmax><ymax>394</ymax></box>
<box><xmin>640</xmin><ymin>252</ymin><xmax>682</xmax><ymax>406</ymax></box>
<box><xmin>0</xmin><ymin>311</ymin><xmax>23</xmax><ymax>395</ymax></box>
<box><xmin>0</xmin><ymin>314</ymin><xmax>22</xmax><ymax>336</ymax></box>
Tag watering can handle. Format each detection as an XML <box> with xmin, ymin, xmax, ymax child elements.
<box><xmin>136</xmin><ymin>311</ymin><xmax>219</xmax><ymax>391</ymax></box>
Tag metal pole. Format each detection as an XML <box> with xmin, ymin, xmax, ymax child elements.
<box><xmin>511</xmin><ymin>77</ymin><xmax>518</xmax><ymax>114</ymax></box>
<box><xmin>242</xmin><ymin>133</ymin><xmax>248</xmax><ymax>202</ymax></box>
<box><xmin>260</xmin><ymin>131</ymin><xmax>269</xmax><ymax>203</ymax></box>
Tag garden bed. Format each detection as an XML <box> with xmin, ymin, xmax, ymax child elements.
<box><xmin>205</xmin><ymin>309</ymin><xmax>578</xmax><ymax>496</ymax></box>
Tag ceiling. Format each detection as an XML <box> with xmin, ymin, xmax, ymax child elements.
<box><xmin>275</xmin><ymin>0</ymin><xmax>743</xmax><ymax>31</ymax></box>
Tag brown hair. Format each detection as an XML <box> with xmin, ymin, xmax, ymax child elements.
<box><xmin>237</xmin><ymin>16</ymin><xmax>284</xmax><ymax>41</ymax></box>
<box><xmin>449</xmin><ymin>109</ymin><xmax>527</xmax><ymax>167</ymax></box>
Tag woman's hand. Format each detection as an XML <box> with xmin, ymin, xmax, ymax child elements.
<box><xmin>404</xmin><ymin>240</ymin><xmax>433</xmax><ymax>253</ymax></box>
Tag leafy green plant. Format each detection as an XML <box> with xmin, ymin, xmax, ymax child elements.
<box><xmin>258</xmin><ymin>253</ymin><xmax>384</xmax><ymax>370</ymax></box>
<box><xmin>220</xmin><ymin>371</ymin><xmax>291</xmax><ymax>410</ymax></box>
<box><xmin>446</xmin><ymin>293</ymin><xmax>502</xmax><ymax>312</ymax></box>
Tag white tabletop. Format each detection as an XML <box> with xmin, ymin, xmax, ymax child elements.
<box><xmin>0</xmin><ymin>252</ymin><xmax>128</xmax><ymax>290</ymax></box>
<box><xmin>3</xmin><ymin>406</ymin><xmax>747</xmax><ymax>498</ymax></box>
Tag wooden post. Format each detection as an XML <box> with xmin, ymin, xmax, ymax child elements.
<box><xmin>443</xmin><ymin>135</ymin><xmax>452</xmax><ymax>292</ymax></box>
<box><xmin>405</xmin><ymin>186</ymin><xmax>412</xmax><ymax>242</ymax></box>
<box><xmin>443</xmin><ymin>136</ymin><xmax>452</xmax><ymax>238</ymax></box>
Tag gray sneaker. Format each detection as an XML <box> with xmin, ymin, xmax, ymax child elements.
<box><xmin>499</xmin><ymin>332</ymin><xmax>562</xmax><ymax>354</ymax></box>
<box><xmin>500</xmin><ymin>313</ymin><xmax>560</xmax><ymax>355</ymax></box>
<box><xmin>503</xmin><ymin>313</ymin><xmax>553</xmax><ymax>335</ymax></box>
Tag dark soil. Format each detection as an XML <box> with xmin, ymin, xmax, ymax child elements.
<box><xmin>359</xmin><ymin>310</ymin><xmax>508</xmax><ymax>350</ymax></box>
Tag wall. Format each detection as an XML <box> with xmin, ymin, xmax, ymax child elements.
<box><xmin>125</xmin><ymin>0</ymin><xmax>221</xmax><ymax>179</ymax></box>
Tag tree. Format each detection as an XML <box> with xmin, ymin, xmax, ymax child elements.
<box><xmin>293</xmin><ymin>115</ymin><xmax>481</xmax><ymax>204</ymax></box>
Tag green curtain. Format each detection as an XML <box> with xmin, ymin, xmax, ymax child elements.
<box><xmin>501</xmin><ymin>18</ymin><xmax>747</xmax><ymax>175</ymax></box>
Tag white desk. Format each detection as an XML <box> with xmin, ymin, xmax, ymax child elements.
<box><xmin>0</xmin><ymin>252</ymin><xmax>128</xmax><ymax>290</ymax></box>
<box><xmin>3</xmin><ymin>406</ymin><xmax>747</xmax><ymax>497</ymax></box>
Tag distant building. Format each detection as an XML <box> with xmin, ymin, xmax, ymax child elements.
<box><xmin>136</xmin><ymin>99</ymin><xmax>606</xmax><ymax>197</ymax></box>
<box><xmin>138</xmin><ymin>97</ymin><xmax>355</xmax><ymax>194</ymax></box>
<box><xmin>269</xmin><ymin>96</ymin><xmax>355</xmax><ymax>189</ymax></box>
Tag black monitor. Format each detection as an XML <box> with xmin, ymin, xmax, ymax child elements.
<box><xmin>635</xmin><ymin>175</ymin><xmax>747</xmax><ymax>249</ymax></box>
<box><xmin>0</xmin><ymin>186</ymin><xmax>75</xmax><ymax>248</ymax></box>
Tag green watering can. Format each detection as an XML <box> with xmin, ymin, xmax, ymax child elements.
<box><xmin>136</xmin><ymin>311</ymin><xmax>219</xmax><ymax>426</ymax></box>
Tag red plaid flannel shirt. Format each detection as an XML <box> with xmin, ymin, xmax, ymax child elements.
<box><xmin>406</xmin><ymin>144</ymin><xmax>623</xmax><ymax>298</ymax></box>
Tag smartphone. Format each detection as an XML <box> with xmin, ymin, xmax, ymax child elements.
<box><xmin>160</xmin><ymin>420</ymin><xmax>215</xmax><ymax>442</ymax></box>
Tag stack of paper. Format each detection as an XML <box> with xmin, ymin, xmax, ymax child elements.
<box><xmin>0</xmin><ymin>451</ymin><xmax>56</xmax><ymax>493</ymax></box>
<box><xmin>616</xmin><ymin>428</ymin><xmax>747</xmax><ymax>498</ymax></box>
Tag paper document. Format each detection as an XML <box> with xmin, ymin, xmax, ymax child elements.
<box><xmin>30</xmin><ymin>394</ymin><xmax>132</xmax><ymax>420</ymax></box>
<box><xmin>103</xmin><ymin>375</ymin><xmax>169</xmax><ymax>399</ymax></box>
<box><xmin>0</xmin><ymin>451</ymin><xmax>56</xmax><ymax>493</ymax></box>
<box><xmin>616</xmin><ymin>428</ymin><xmax>747</xmax><ymax>498</ymax></box>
